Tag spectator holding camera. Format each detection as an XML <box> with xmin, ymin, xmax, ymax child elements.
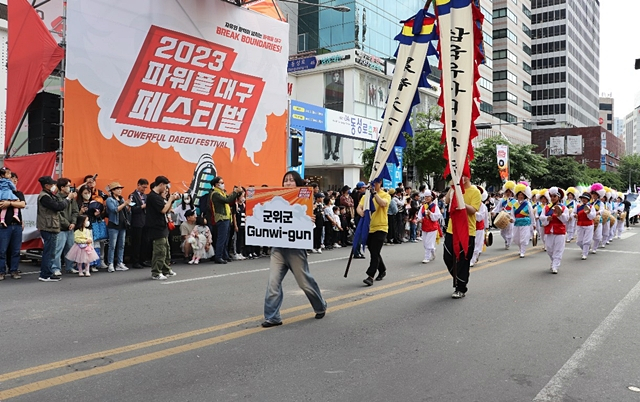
<box><xmin>52</xmin><ymin>178</ymin><xmax>80</xmax><ymax>276</ymax></box>
<box><xmin>146</xmin><ymin>176</ymin><xmax>180</xmax><ymax>280</ymax></box>
<box><xmin>210</xmin><ymin>176</ymin><xmax>242</xmax><ymax>264</ymax></box>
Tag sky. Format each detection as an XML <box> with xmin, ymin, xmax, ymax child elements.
<box><xmin>599</xmin><ymin>1</ymin><xmax>640</xmax><ymax>118</ymax></box>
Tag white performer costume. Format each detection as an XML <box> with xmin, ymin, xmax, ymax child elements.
<box><xmin>574</xmin><ymin>193</ymin><xmax>596</xmax><ymax>260</ymax></box>
<box><xmin>471</xmin><ymin>186</ymin><xmax>489</xmax><ymax>267</ymax></box>
<box><xmin>509</xmin><ymin>184</ymin><xmax>534</xmax><ymax>258</ymax></box>
<box><xmin>539</xmin><ymin>187</ymin><xmax>569</xmax><ymax>274</ymax></box>
<box><xmin>493</xmin><ymin>180</ymin><xmax>516</xmax><ymax>249</ymax></box>
<box><xmin>417</xmin><ymin>191</ymin><xmax>442</xmax><ymax>263</ymax></box>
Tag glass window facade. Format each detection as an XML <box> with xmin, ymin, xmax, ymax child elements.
<box><xmin>297</xmin><ymin>0</ymin><xmax>428</xmax><ymax>58</ymax></box>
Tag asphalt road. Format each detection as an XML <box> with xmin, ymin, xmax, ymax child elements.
<box><xmin>1</xmin><ymin>227</ymin><xmax>640</xmax><ymax>402</ymax></box>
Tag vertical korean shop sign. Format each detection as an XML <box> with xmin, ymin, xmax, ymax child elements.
<box><xmin>65</xmin><ymin>0</ymin><xmax>288</xmax><ymax>192</ymax></box>
<box><xmin>245</xmin><ymin>187</ymin><xmax>314</xmax><ymax>249</ymax></box>
<box><xmin>496</xmin><ymin>144</ymin><xmax>509</xmax><ymax>182</ymax></box>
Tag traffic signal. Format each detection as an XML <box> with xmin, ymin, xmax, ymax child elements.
<box><xmin>290</xmin><ymin>136</ymin><xmax>303</xmax><ymax>167</ymax></box>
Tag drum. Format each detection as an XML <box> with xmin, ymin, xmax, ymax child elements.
<box><xmin>620</xmin><ymin>211</ymin><xmax>627</xmax><ymax>221</ymax></box>
<box><xmin>602</xmin><ymin>210</ymin><xmax>611</xmax><ymax>223</ymax></box>
<box><xmin>593</xmin><ymin>217</ymin><xmax>600</xmax><ymax>229</ymax></box>
<box><xmin>610</xmin><ymin>214</ymin><xmax>617</xmax><ymax>227</ymax></box>
<box><xmin>494</xmin><ymin>211</ymin><xmax>511</xmax><ymax>230</ymax></box>
<box><xmin>484</xmin><ymin>230</ymin><xmax>493</xmax><ymax>247</ymax></box>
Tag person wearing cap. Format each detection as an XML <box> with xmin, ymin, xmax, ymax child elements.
<box><xmin>589</xmin><ymin>183</ymin><xmax>606</xmax><ymax>254</ymax></box>
<box><xmin>443</xmin><ymin>176</ymin><xmax>481</xmax><ymax>298</ymax></box>
<box><xmin>510</xmin><ymin>183</ymin><xmax>534</xmax><ymax>258</ymax></box>
<box><xmin>357</xmin><ymin>179</ymin><xmax>391</xmax><ymax>286</ymax></box>
<box><xmin>492</xmin><ymin>180</ymin><xmax>516</xmax><ymax>250</ymax></box>
<box><xmin>52</xmin><ymin>178</ymin><xmax>80</xmax><ymax>276</ymax></box>
<box><xmin>105</xmin><ymin>181</ymin><xmax>131</xmax><ymax>272</ymax></box>
<box><xmin>146</xmin><ymin>176</ymin><xmax>180</xmax><ymax>280</ymax></box>
<box><xmin>574</xmin><ymin>192</ymin><xmax>596</xmax><ymax>260</ymax></box>
<box><xmin>416</xmin><ymin>190</ymin><xmax>441</xmax><ymax>264</ymax></box>
<box><xmin>37</xmin><ymin>176</ymin><xmax>77</xmax><ymax>282</ymax></box>
<box><xmin>470</xmin><ymin>186</ymin><xmax>489</xmax><ymax>267</ymax></box>
<box><xmin>564</xmin><ymin>187</ymin><xmax>579</xmax><ymax>243</ymax></box>
<box><xmin>210</xmin><ymin>176</ymin><xmax>243</xmax><ymax>264</ymax></box>
<box><xmin>539</xmin><ymin>187</ymin><xmax>569</xmax><ymax>273</ymax></box>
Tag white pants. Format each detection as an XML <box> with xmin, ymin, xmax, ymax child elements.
<box><xmin>536</xmin><ymin>221</ymin><xmax>546</xmax><ymax>247</ymax></box>
<box><xmin>607</xmin><ymin>222</ymin><xmax>616</xmax><ymax>242</ymax></box>
<box><xmin>545</xmin><ymin>233</ymin><xmax>566</xmax><ymax>270</ymax></box>
<box><xmin>601</xmin><ymin>222</ymin><xmax>610</xmax><ymax>247</ymax></box>
<box><xmin>591</xmin><ymin>223</ymin><xmax>602</xmax><ymax>251</ymax></box>
<box><xmin>422</xmin><ymin>230</ymin><xmax>437</xmax><ymax>260</ymax></box>
<box><xmin>471</xmin><ymin>229</ymin><xmax>484</xmax><ymax>264</ymax></box>
<box><xmin>566</xmin><ymin>218</ymin><xmax>576</xmax><ymax>240</ymax></box>
<box><xmin>576</xmin><ymin>225</ymin><xmax>594</xmax><ymax>257</ymax></box>
<box><xmin>616</xmin><ymin>220</ymin><xmax>625</xmax><ymax>238</ymax></box>
<box><xmin>500</xmin><ymin>223</ymin><xmax>513</xmax><ymax>246</ymax></box>
<box><xmin>512</xmin><ymin>225</ymin><xmax>530</xmax><ymax>254</ymax></box>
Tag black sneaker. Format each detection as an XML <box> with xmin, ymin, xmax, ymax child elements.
<box><xmin>261</xmin><ymin>321</ymin><xmax>282</xmax><ymax>328</ymax></box>
<box><xmin>375</xmin><ymin>272</ymin><xmax>386</xmax><ymax>281</ymax></box>
<box><xmin>51</xmin><ymin>275</ymin><xmax>62</xmax><ymax>281</ymax></box>
<box><xmin>451</xmin><ymin>290</ymin><xmax>465</xmax><ymax>299</ymax></box>
<box><xmin>353</xmin><ymin>254</ymin><xmax>365</xmax><ymax>259</ymax></box>
<box><xmin>363</xmin><ymin>277</ymin><xmax>374</xmax><ymax>286</ymax></box>
<box><xmin>315</xmin><ymin>311</ymin><xmax>326</xmax><ymax>319</ymax></box>
<box><xmin>38</xmin><ymin>277</ymin><xmax>60</xmax><ymax>282</ymax></box>
<box><xmin>214</xmin><ymin>259</ymin><xmax>227</xmax><ymax>264</ymax></box>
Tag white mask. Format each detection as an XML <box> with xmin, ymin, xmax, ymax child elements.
<box><xmin>217</xmin><ymin>183</ymin><xmax>225</xmax><ymax>190</ymax></box>
<box><xmin>84</xmin><ymin>220</ymin><xmax>90</xmax><ymax>228</ymax></box>
<box><xmin>50</xmin><ymin>185</ymin><xmax>57</xmax><ymax>193</ymax></box>
<box><xmin>184</xmin><ymin>197</ymin><xmax>191</xmax><ymax>203</ymax></box>
<box><xmin>83</xmin><ymin>193</ymin><xmax>91</xmax><ymax>201</ymax></box>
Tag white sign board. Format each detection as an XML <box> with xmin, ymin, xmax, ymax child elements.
<box><xmin>324</xmin><ymin>109</ymin><xmax>381</xmax><ymax>142</ymax></box>
<box><xmin>549</xmin><ymin>136</ymin><xmax>565</xmax><ymax>156</ymax></box>
<box><xmin>566</xmin><ymin>135</ymin><xmax>582</xmax><ymax>155</ymax></box>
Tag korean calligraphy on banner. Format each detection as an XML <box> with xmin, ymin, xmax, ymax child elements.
<box><xmin>64</xmin><ymin>0</ymin><xmax>288</xmax><ymax>197</ymax></box>
<box><xmin>245</xmin><ymin>187</ymin><xmax>314</xmax><ymax>249</ymax></box>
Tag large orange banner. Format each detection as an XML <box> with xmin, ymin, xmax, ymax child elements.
<box><xmin>64</xmin><ymin>0</ymin><xmax>288</xmax><ymax>199</ymax></box>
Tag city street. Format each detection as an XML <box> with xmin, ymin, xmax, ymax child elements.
<box><xmin>1</xmin><ymin>228</ymin><xmax>640</xmax><ymax>401</ymax></box>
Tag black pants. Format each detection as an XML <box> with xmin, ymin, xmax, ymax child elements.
<box><xmin>313</xmin><ymin>223</ymin><xmax>323</xmax><ymax>250</ymax></box>
<box><xmin>366</xmin><ymin>231</ymin><xmax>387</xmax><ymax>278</ymax></box>
<box><xmin>324</xmin><ymin>221</ymin><xmax>335</xmax><ymax>247</ymax></box>
<box><xmin>236</xmin><ymin>227</ymin><xmax>246</xmax><ymax>256</ymax></box>
<box><xmin>129</xmin><ymin>226</ymin><xmax>150</xmax><ymax>264</ymax></box>
<box><xmin>395</xmin><ymin>214</ymin><xmax>404</xmax><ymax>243</ymax></box>
<box><xmin>386</xmin><ymin>215</ymin><xmax>395</xmax><ymax>243</ymax></box>
<box><xmin>443</xmin><ymin>233</ymin><xmax>475</xmax><ymax>293</ymax></box>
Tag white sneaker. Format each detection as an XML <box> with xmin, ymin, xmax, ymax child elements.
<box><xmin>116</xmin><ymin>263</ymin><xmax>129</xmax><ymax>271</ymax></box>
<box><xmin>581</xmin><ymin>255</ymin><xmax>587</xmax><ymax>260</ymax></box>
<box><xmin>470</xmin><ymin>261</ymin><xmax>475</xmax><ymax>267</ymax></box>
<box><xmin>91</xmin><ymin>266</ymin><xmax>98</xmax><ymax>272</ymax></box>
<box><xmin>416</xmin><ymin>237</ymin><xmax>422</xmax><ymax>241</ymax></box>
<box><xmin>551</xmin><ymin>268</ymin><xmax>558</xmax><ymax>274</ymax></box>
<box><xmin>590</xmin><ymin>249</ymin><xmax>597</xmax><ymax>254</ymax></box>
<box><xmin>165</xmin><ymin>270</ymin><xmax>177</xmax><ymax>277</ymax></box>
<box><xmin>107</xmin><ymin>264</ymin><xmax>115</xmax><ymax>273</ymax></box>
<box><xmin>99</xmin><ymin>261</ymin><xmax>108</xmax><ymax>269</ymax></box>
<box><xmin>333</xmin><ymin>243</ymin><xmax>342</xmax><ymax>248</ymax></box>
<box><xmin>53</xmin><ymin>269</ymin><xmax>62</xmax><ymax>276</ymax></box>
<box><xmin>151</xmin><ymin>274</ymin><xmax>167</xmax><ymax>280</ymax></box>
<box><xmin>69</xmin><ymin>268</ymin><xmax>79</xmax><ymax>274</ymax></box>
<box><xmin>317</xmin><ymin>248</ymin><xmax>322</xmax><ymax>254</ymax></box>
<box><xmin>422</xmin><ymin>259</ymin><xmax>430</xmax><ymax>264</ymax></box>
<box><xmin>519</xmin><ymin>253</ymin><xmax>525</xmax><ymax>258</ymax></box>
<box><xmin>237</xmin><ymin>254</ymin><xmax>246</xmax><ymax>260</ymax></box>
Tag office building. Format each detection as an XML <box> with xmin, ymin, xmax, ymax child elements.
<box><xmin>530</xmin><ymin>0</ymin><xmax>600</xmax><ymax>128</ymax></box>
<box><xmin>624</xmin><ymin>109</ymin><xmax>639</xmax><ymax>155</ymax></box>
<box><xmin>598</xmin><ymin>96</ymin><xmax>613</xmax><ymax>132</ymax></box>
<box><xmin>613</xmin><ymin>116</ymin><xmax>623</xmax><ymax>138</ymax></box>
<box><xmin>484</xmin><ymin>0</ymin><xmax>533</xmax><ymax>144</ymax></box>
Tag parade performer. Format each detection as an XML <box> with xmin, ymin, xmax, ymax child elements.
<box><xmin>530</xmin><ymin>189</ymin><xmax>539</xmax><ymax>241</ymax></box>
<box><xmin>565</xmin><ymin>187</ymin><xmax>579</xmax><ymax>242</ymax></box>
<box><xmin>510</xmin><ymin>183</ymin><xmax>533</xmax><ymax>258</ymax></box>
<box><xmin>614</xmin><ymin>193</ymin><xmax>626</xmax><ymax>239</ymax></box>
<box><xmin>600</xmin><ymin>187</ymin><xmax>612</xmax><ymax>248</ymax></box>
<box><xmin>470</xmin><ymin>186</ymin><xmax>489</xmax><ymax>267</ymax></box>
<box><xmin>539</xmin><ymin>187</ymin><xmax>569</xmax><ymax>274</ymax></box>
<box><xmin>606</xmin><ymin>190</ymin><xmax>618</xmax><ymax>244</ymax></box>
<box><xmin>574</xmin><ymin>192</ymin><xmax>596</xmax><ymax>260</ymax></box>
<box><xmin>416</xmin><ymin>190</ymin><xmax>441</xmax><ymax>264</ymax></box>
<box><xmin>535</xmin><ymin>189</ymin><xmax>549</xmax><ymax>251</ymax></box>
<box><xmin>492</xmin><ymin>180</ymin><xmax>516</xmax><ymax>249</ymax></box>
<box><xmin>589</xmin><ymin>183</ymin><xmax>605</xmax><ymax>254</ymax></box>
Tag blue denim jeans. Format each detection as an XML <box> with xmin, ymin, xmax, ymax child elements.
<box><xmin>108</xmin><ymin>228</ymin><xmax>126</xmax><ymax>265</ymax></box>
<box><xmin>0</xmin><ymin>224</ymin><xmax>22</xmax><ymax>273</ymax></box>
<box><xmin>215</xmin><ymin>219</ymin><xmax>230</xmax><ymax>261</ymax></box>
<box><xmin>264</xmin><ymin>248</ymin><xmax>326</xmax><ymax>324</ymax></box>
<box><xmin>53</xmin><ymin>230</ymin><xmax>75</xmax><ymax>272</ymax></box>
<box><xmin>40</xmin><ymin>231</ymin><xmax>58</xmax><ymax>279</ymax></box>
<box><xmin>409</xmin><ymin>222</ymin><xmax>417</xmax><ymax>241</ymax></box>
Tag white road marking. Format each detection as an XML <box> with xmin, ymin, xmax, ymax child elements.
<box><xmin>532</xmin><ymin>277</ymin><xmax>640</xmax><ymax>401</ymax></box>
<box><xmin>162</xmin><ymin>256</ymin><xmax>349</xmax><ymax>285</ymax></box>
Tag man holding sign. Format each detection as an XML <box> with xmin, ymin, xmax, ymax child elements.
<box><xmin>257</xmin><ymin>171</ymin><xmax>327</xmax><ymax>328</ymax></box>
